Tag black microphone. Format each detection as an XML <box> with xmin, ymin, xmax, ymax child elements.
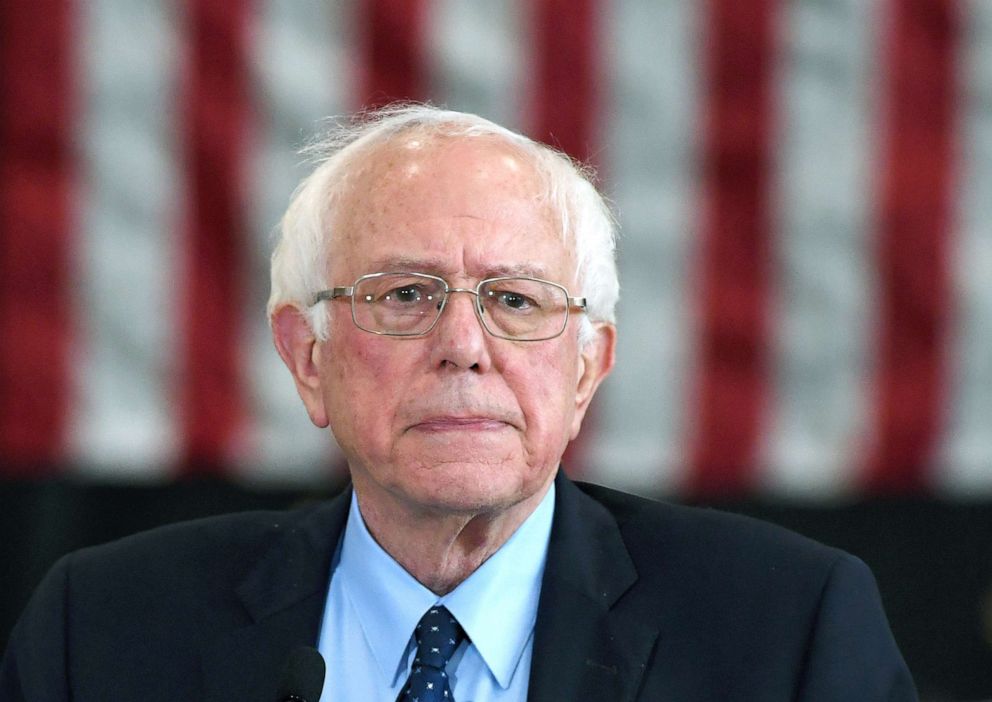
<box><xmin>276</xmin><ymin>645</ymin><xmax>326</xmax><ymax>702</ymax></box>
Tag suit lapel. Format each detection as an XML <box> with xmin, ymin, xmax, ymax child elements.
<box><xmin>201</xmin><ymin>490</ymin><xmax>351</xmax><ymax>702</ymax></box>
<box><xmin>528</xmin><ymin>475</ymin><xmax>658</xmax><ymax>702</ymax></box>
<box><xmin>195</xmin><ymin>477</ymin><xmax>658</xmax><ymax>700</ymax></box>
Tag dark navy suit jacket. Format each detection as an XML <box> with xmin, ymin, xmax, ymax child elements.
<box><xmin>1</xmin><ymin>473</ymin><xmax>916</xmax><ymax>701</ymax></box>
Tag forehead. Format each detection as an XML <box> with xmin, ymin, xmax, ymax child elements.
<box><xmin>330</xmin><ymin>133</ymin><xmax>572</xmax><ymax>280</ymax></box>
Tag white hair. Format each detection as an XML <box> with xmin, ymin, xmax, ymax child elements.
<box><xmin>267</xmin><ymin>104</ymin><xmax>619</xmax><ymax>346</ymax></box>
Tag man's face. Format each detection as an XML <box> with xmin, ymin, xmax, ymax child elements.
<box><xmin>291</xmin><ymin>135</ymin><xmax>613</xmax><ymax>517</ymax></box>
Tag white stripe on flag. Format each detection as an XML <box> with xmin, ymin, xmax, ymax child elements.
<box><xmin>240</xmin><ymin>0</ymin><xmax>350</xmax><ymax>483</ymax></box>
<box><xmin>428</xmin><ymin>0</ymin><xmax>525</xmax><ymax>130</ymax></box>
<box><xmin>938</xmin><ymin>0</ymin><xmax>992</xmax><ymax>495</ymax></box>
<box><xmin>587</xmin><ymin>0</ymin><xmax>701</xmax><ymax>494</ymax></box>
<box><xmin>761</xmin><ymin>0</ymin><xmax>879</xmax><ymax>497</ymax></box>
<box><xmin>69</xmin><ymin>0</ymin><xmax>181</xmax><ymax>478</ymax></box>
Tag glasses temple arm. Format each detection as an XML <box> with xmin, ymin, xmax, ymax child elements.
<box><xmin>312</xmin><ymin>286</ymin><xmax>354</xmax><ymax>306</ymax></box>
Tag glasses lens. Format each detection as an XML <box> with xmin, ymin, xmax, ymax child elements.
<box><xmin>479</xmin><ymin>278</ymin><xmax>568</xmax><ymax>340</ymax></box>
<box><xmin>352</xmin><ymin>273</ymin><xmax>446</xmax><ymax>335</ymax></box>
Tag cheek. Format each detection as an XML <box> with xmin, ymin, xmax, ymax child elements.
<box><xmin>323</xmin><ymin>338</ymin><xmax>422</xmax><ymax>467</ymax></box>
<box><xmin>330</xmin><ymin>335</ymin><xmax>405</xmax><ymax>399</ymax></box>
<box><xmin>508</xmin><ymin>345</ymin><xmax>579</xmax><ymax>432</ymax></box>
<box><xmin>325</xmin><ymin>334</ymin><xmax>407</xmax><ymax>431</ymax></box>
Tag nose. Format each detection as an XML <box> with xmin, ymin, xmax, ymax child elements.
<box><xmin>428</xmin><ymin>289</ymin><xmax>492</xmax><ymax>372</ymax></box>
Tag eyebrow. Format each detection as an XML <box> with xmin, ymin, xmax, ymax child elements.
<box><xmin>365</xmin><ymin>256</ymin><xmax>550</xmax><ymax>280</ymax></box>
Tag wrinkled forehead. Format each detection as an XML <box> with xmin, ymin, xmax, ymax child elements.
<box><xmin>331</xmin><ymin>130</ymin><xmax>557</xmax><ymax>238</ymax></box>
<box><xmin>322</xmin><ymin>130</ymin><xmax>572</xmax><ymax>283</ymax></box>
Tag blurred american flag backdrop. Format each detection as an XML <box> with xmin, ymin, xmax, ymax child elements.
<box><xmin>1</xmin><ymin>0</ymin><xmax>990</xmax><ymax>499</ymax></box>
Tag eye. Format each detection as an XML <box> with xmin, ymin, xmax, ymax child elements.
<box><xmin>356</xmin><ymin>274</ymin><xmax>445</xmax><ymax>312</ymax></box>
<box><xmin>386</xmin><ymin>285</ymin><xmax>425</xmax><ymax>304</ymax></box>
<box><xmin>490</xmin><ymin>289</ymin><xmax>538</xmax><ymax>312</ymax></box>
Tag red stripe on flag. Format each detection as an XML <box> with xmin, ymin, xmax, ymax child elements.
<box><xmin>0</xmin><ymin>0</ymin><xmax>75</xmax><ymax>475</ymax></box>
<box><xmin>865</xmin><ymin>0</ymin><xmax>959</xmax><ymax>492</ymax></box>
<box><xmin>178</xmin><ymin>0</ymin><xmax>252</xmax><ymax>473</ymax></box>
<box><xmin>358</xmin><ymin>0</ymin><xmax>429</xmax><ymax>108</ymax></box>
<box><xmin>529</xmin><ymin>0</ymin><xmax>600</xmax><ymax>163</ymax></box>
<box><xmin>529</xmin><ymin>0</ymin><xmax>602</xmax><ymax>476</ymax></box>
<box><xmin>687</xmin><ymin>0</ymin><xmax>778</xmax><ymax>496</ymax></box>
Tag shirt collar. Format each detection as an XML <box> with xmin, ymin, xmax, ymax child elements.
<box><xmin>336</xmin><ymin>494</ymin><xmax>436</xmax><ymax>685</ymax></box>
<box><xmin>337</xmin><ymin>483</ymin><xmax>556</xmax><ymax>689</ymax></box>
<box><xmin>443</xmin><ymin>482</ymin><xmax>555</xmax><ymax>688</ymax></box>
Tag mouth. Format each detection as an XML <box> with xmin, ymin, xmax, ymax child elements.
<box><xmin>409</xmin><ymin>416</ymin><xmax>513</xmax><ymax>433</ymax></box>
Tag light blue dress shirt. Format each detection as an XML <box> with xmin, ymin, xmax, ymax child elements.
<box><xmin>316</xmin><ymin>483</ymin><xmax>555</xmax><ymax>702</ymax></box>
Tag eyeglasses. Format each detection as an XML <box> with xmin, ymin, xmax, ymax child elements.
<box><xmin>312</xmin><ymin>272</ymin><xmax>586</xmax><ymax>341</ymax></box>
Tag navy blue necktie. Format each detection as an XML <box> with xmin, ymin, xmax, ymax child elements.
<box><xmin>397</xmin><ymin>605</ymin><xmax>465</xmax><ymax>702</ymax></box>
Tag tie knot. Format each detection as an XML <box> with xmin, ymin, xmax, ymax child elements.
<box><xmin>413</xmin><ymin>606</ymin><xmax>464</xmax><ymax>669</ymax></box>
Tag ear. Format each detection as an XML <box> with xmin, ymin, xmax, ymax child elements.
<box><xmin>570</xmin><ymin>323</ymin><xmax>617</xmax><ymax>439</ymax></box>
<box><xmin>271</xmin><ymin>304</ymin><xmax>330</xmax><ymax>428</ymax></box>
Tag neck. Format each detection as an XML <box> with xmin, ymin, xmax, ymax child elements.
<box><xmin>352</xmin><ymin>478</ymin><xmax>554</xmax><ymax>595</ymax></box>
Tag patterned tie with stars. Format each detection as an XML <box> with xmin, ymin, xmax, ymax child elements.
<box><xmin>397</xmin><ymin>605</ymin><xmax>466</xmax><ymax>702</ymax></box>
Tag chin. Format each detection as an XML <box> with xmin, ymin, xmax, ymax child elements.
<box><xmin>398</xmin><ymin>460</ymin><xmax>542</xmax><ymax>516</ymax></box>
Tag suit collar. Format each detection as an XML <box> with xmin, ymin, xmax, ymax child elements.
<box><xmin>195</xmin><ymin>475</ymin><xmax>659</xmax><ymax>701</ymax></box>
<box><xmin>234</xmin><ymin>491</ymin><xmax>350</xmax><ymax>621</ymax></box>
<box><xmin>201</xmin><ymin>488</ymin><xmax>351</xmax><ymax>702</ymax></box>
<box><xmin>528</xmin><ymin>473</ymin><xmax>658</xmax><ymax>702</ymax></box>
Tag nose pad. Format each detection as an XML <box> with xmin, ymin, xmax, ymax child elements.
<box><xmin>435</xmin><ymin>297</ymin><xmax>481</xmax><ymax>316</ymax></box>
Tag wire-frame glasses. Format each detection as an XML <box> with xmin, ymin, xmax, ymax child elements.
<box><xmin>312</xmin><ymin>271</ymin><xmax>586</xmax><ymax>341</ymax></box>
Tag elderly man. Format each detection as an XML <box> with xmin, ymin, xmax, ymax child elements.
<box><xmin>2</xmin><ymin>106</ymin><xmax>914</xmax><ymax>701</ymax></box>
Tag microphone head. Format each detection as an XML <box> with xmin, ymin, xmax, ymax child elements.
<box><xmin>276</xmin><ymin>645</ymin><xmax>326</xmax><ymax>702</ymax></box>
